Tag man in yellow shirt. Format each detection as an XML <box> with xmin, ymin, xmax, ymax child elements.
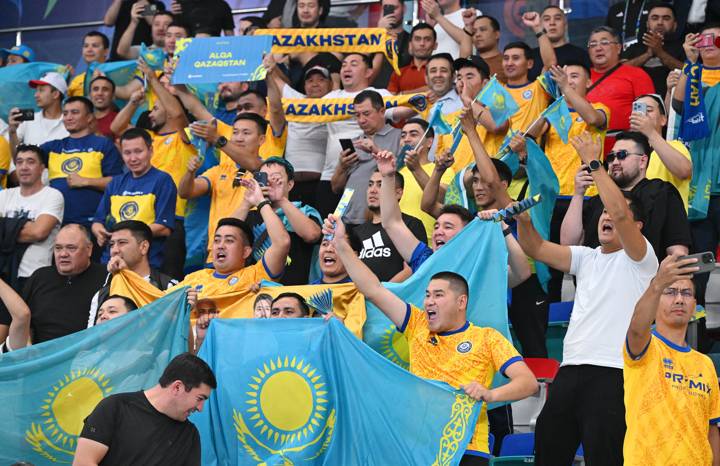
<box><xmin>630</xmin><ymin>93</ymin><xmax>692</xmax><ymax>209</ymax></box>
<box><xmin>323</xmin><ymin>215</ymin><xmax>538</xmax><ymax>464</ymax></box>
<box><xmin>177</xmin><ymin>178</ymin><xmax>290</xmax><ymax>304</ymax></box>
<box><xmin>624</xmin><ymin>253</ymin><xmax>720</xmax><ymax>465</ymax></box>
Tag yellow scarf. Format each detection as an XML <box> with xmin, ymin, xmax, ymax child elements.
<box><xmin>282</xmin><ymin>93</ymin><xmax>428</xmax><ymax>123</ymax></box>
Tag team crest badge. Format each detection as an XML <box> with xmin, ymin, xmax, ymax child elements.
<box><xmin>456</xmin><ymin>341</ymin><xmax>472</xmax><ymax>353</ymax></box>
<box><xmin>522</xmin><ymin>90</ymin><xmax>533</xmax><ymax>100</ymax></box>
<box><xmin>119</xmin><ymin>201</ymin><xmax>139</xmax><ymax>220</ymax></box>
<box><xmin>229</xmin><ymin>276</ymin><xmax>239</xmax><ymax>286</ymax></box>
<box><xmin>61</xmin><ymin>157</ymin><xmax>83</xmax><ymax>174</ymax></box>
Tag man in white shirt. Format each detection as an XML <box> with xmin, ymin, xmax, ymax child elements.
<box><xmin>7</xmin><ymin>72</ymin><xmax>69</xmax><ymax>156</ymax></box>
<box><xmin>516</xmin><ymin>132</ymin><xmax>658</xmax><ymax>466</ymax></box>
<box><xmin>0</xmin><ymin>144</ymin><xmax>64</xmax><ymax>291</ymax></box>
<box><xmin>420</xmin><ymin>0</ymin><xmax>472</xmax><ymax>58</ymax></box>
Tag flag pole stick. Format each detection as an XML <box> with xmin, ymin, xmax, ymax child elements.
<box><xmin>413</xmin><ymin>124</ymin><xmax>432</xmax><ymax>152</ymax></box>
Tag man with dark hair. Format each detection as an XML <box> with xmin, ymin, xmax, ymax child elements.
<box><xmin>463</xmin><ymin>14</ymin><xmax>506</xmax><ymax>82</ymax></box>
<box><xmin>331</xmin><ymin>89</ymin><xmax>401</xmax><ymax>229</ymax></box>
<box><xmin>270</xmin><ymin>292</ymin><xmax>311</xmax><ymax>318</ymax></box>
<box><xmin>68</xmin><ymin>31</ymin><xmax>111</xmax><ymax>97</ymax></box>
<box><xmin>518</xmin><ymin>132</ymin><xmax>658</xmax><ymax>466</ymax></box>
<box><xmin>561</xmin><ymin>130</ymin><xmax>691</xmax><ymax>263</ymax></box>
<box><xmin>426</xmin><ymin>52</ymin><xmax>462</xmax><ymax>116</ymax></box>
<box><xmin>105</xmin><ymin>0</ymin><xmax>168</xmax><ymax>61</ymax></box>
<box><xmin>89</xmin><ymin>219</ymin><xmax>177</xmax><ymax>325</ymax></box>
<box><xmin>621</xmin><ymin>3</ymin><xmax>685</xmax><ymax>97</ymax></box>
<box><xmin>388</xmin><ymin>23</ymin><xmax>437</xmax><ymax>94</ymax></box>
<box><xmin>420</xmin><ymin>0</ymin><xmax>472</xmax><ymax>58</ymax></box>
<box><xmin>74</xmin><ymin>352</ymin><xmax>216</xmax><ymax>465</ymax></box>
<box><xmin>325</xmin><ymin>215</ymin><xmax>538</xmax><ymax>464</ymax></box>
<box><xmin>528</xmin><ymin>6</ymin><xmax>590</xmax><ymax>80</ymax></box>
<box><xmin>233</xmin><ymin>157</ymin><xmax>322</xmax><ymax>285</ymax></box>
<box><xmin>96</xmin><ymin>294</ymin><xmax>138</xmax><ymax>324</ymax></box>
<box><xmin>371</xmin><ymin>0</ymin><xmax>412</xmax><ymax>88</ymax></box>
<box><xmin>0</xmin><ymin>145</ymin><xmax>63</xmax><ymax>290</ymax></box>
<box><xmin>92</xmin><ymin>127</ymin><xmax>177</xmax><ymax>274</ymax></box>
<box><xmin>352</xmin><ymin>169</ymin><xmax>426</xmax><ymax>282</ymax></box>
<box><xmin>41</xmin><ymin>96</ymin><xmax>123</xmax><ymax>232</ymax></box>
<box><xmin>89</xmin><ymin>76</ymin><xmax>118</xmax><ymax>139</ymax></box>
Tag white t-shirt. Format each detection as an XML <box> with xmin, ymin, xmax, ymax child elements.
<box><xmin>563</xmin><ymin>239</ymin><xmax>658</xmax><ymax>369</ymax></box>
<box><xmin>16</xmin><ymin>111</ymin><xmax>69</xmax><ymax>147</ymax></box>
<box><xmin>283</xmin><ymin>86</ymin><xmax>328</xmax><ymax>173</ymax></box>
<box><xmin>434</xmin><ymin>9</ymin><xmax>465</xmax><ymax>58</ymax></box>
<box><xmin>321</xmin><ymin>87</ymin><xmax>394</xmax><ymax>180</ymax></box>
<box><xmin>0</xmin><ymin>186</ymin><xmax>64</xmax><ymax>278</ymax></box>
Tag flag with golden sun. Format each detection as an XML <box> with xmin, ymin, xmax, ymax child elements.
<box><xmin>192</xmin><ymin>318</ymin><xmax>482</xmax><ymax>466</ymax></box>
<box><xmin>0</xmin><ymin>287</ymin><xmax>191</xmax><ymax>465</ymax></box>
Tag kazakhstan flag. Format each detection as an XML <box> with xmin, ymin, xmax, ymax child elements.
<box><xmin>476</xmin><ymin>76</ymin><xmax>519</xmax><ymax>126</ymax></box>
<box><xmin>193</xmin><ymin>318</ymin><xmax>481</xmax><ymax>466</ymax></box>
<box><xmin>0</xmin><ymin>62</ymin><xmax>68</xmax><ymax>119</ymax></box>
<box><xmin>0</xmin><ymin>288</ymin><xmax>190</xmax><ymax>466</ymax></box>
<box><xmin>542</xmin><ymin>96</ymin><xmax>572</xmax><ymax>144</ymax></box>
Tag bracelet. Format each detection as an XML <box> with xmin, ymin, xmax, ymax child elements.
<box><xmin>463</xmin><ymin>27</ymin><xmax>473</xmax><ymax>37</ymax></box>
<box><xmin>256</xmin><ymin>199</ymin><xmax>272</xmax><ymax>211</ymax></box>
<box><xmin>503</xmin><ymin>228</ymin><xmax>512</xmax><ymax>237</ymax></box>
<box><xmin>535</xmin><ymin>30</ymin><xmax>545</xmax><ymax>38</ymax></box>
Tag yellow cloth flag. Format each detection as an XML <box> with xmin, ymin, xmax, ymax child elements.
<box><xmin>282</xmin><ymin>93</ymin><xmax>429</xmax><ymax>123</ymax></box>
<box><xmin>109</xmin><ymin>270</ymin><xmax>366</xmax><ymax>338</ymax></box>
<box><xmin>257</xmin><ymin>28</ymin><xmax>400</xmax><ymax>74</ymax></box>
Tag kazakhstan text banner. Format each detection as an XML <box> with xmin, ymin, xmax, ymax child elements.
<box><xmin>0</xmin><ymin>288</ymin><xmax>190</xmax><ymax>466</ymax></box>
<box><xmin>193</xmin><ymin>318</ymin><xmax>480</xmax><ymax>466</ymax></box>
<box><xmin>257</xmin><ymin>28</ymin><xmax>400</xmax><ymax>74</ymax></box>
<box><xmin>283</xmin><ymin>93</ymin><xmax>428</xmax><ymax>123</ymax></box>
<box><xmin>172</xmin><ymin>36</ymin><xmax>273</xmax><ymax>85</ymax></box>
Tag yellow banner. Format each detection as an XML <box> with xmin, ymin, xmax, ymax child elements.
<box><xmin>257</xmin><ymin>28</ymin><xmax>400</xmax><ymax>74</ymax></box>
<box><xmin>282</xmin><ymin>93</ymin><xmax>428</xmax><ymax>123</ymax></box>
<box><xmin>109</xmin><ymin>270</ymin><xmax>366</xmax><ymax>338</ymax></box>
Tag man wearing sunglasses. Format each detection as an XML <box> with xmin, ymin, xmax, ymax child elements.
<box><xmin>561</xmin><ymin>131</ymin><xmax>690</xmax><ymax>263</ymax></box>
<box><xmin>624</xmin><ymin>254</ymin><xmax>720</xmax><ymax>465</ymax></box>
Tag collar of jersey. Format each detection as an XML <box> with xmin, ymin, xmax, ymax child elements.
<box><xmin>437</xmin><ymin>321</ymin><xmax>470</xmax><ymax>336</ymax></box>
<box><xmin>505</xmin><ymin>81</ymin><xmax>531</xmax><ymax>89</ymax></box>
<box><xmin>652</xmin><ymin>329</ymin><xmax>690</xmax><ymax>353</ymax></box>
<box><xmin>212</xmin><ymin>270</ymin><xmax>232</xmax><ymax>279</ymax></box>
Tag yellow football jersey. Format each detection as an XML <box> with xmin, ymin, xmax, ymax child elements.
<box><xmin>438</xmin><ymin>125</ymin><xmax>506</xmax><ymax>173</ymax></box>
<box><xmin>400</xmin><ymin>304</ymin><xmax>522</xmax><ymax>456</ymax></box>
<box><xmin>544</xmin><ymin>103</ymin><xmax>610</xmax><ymax>196</ymax></box>
<box><xmin>624</xmin><ymin>330</ymin><xmax>720</xmax><ymax>466</ymax></box>
<box><xmin>701</xmin><ymin>67</ymin><xmax>720</xmax><ymax>88</ymax></box>
<box><xmin>0</xmin><ymin>135</ymin><xmax>9</xmax><ymax>188</ymax></box>
<box><xmin>178</xmin><ymin>260</ymin><xmax>277</xmax><ymax>298</ymax></box>
<box><xmin>505</xmin><ymin>81</ymin><xmax>549</xmax><ymax>133</ymax></box>
<box><xmin>646</xmin><ymin>140</ymin><xmax>691</xmax><ymax>210</ymax></box>
<box><xmin>68</xmin><ymin>74</ymin><xmax>85</xmax><ymax>97</ymax></box>
<box><xmin>150</xmin><ymin>130</ymin><xmax>198</xmax><ymax>217</ymax></box>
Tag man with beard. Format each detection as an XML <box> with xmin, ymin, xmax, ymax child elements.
<box><xmin>89</xmin><ymin>76</ymin><xmax>118</xmax><ymax>139</ymax></box>
<box><xmin>560</xmin><ymin>131</ymin><xmax>691</xmax><ymax>262</ymax></box>
<box><xmin>388</xmin><ymin>23</ymin><xmax>437</xmax><ymax>94</ymax></box>
<box><xmin>621</xmin><ymin>2</ymin><xmax>686</xmax><ymax>97</ymax></box>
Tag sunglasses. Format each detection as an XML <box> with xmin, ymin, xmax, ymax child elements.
<box><xmin>232</xmin><ymin>168</ymin><xmax>247</xmax><ymax>188</ymax></box>
<box><xmin>605</xmin><ymin>150</ymin><xmax>644</xmax><ymax>164</ymax></box>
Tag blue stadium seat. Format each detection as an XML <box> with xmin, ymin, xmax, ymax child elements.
<box><xmin>549</xmin><ymin>301</ymin><xmax>574</xmax><ymax>323</ymax></box>
<box><xmin>499</xmin><ymin>432</ymin><xmax>535</xmax><ymax>456</ymax></box>
<box><xmin>489</xmin><ymin>432</ymin><xmax>495</xmax><ymax>454</ymax></box>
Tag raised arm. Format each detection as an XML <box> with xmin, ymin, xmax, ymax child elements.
<box><xmin>420</xmin><ymin>151</ymin><xmax>453</xmax><ymax>219</ymax></box>
<box><xmin>673</xmin><ymin>34</ymin><xmax>701</xmax><ymax>108</ymax></box>
<box><xmin>323</xmin><ymin>214</ymin><xmax>408</xmax><ymax>327</ymax></box>
<box><xmin>630</xmin><ymin>109</ymin><xmax>691</xmax><ymax>180</ymax></box>
<box><xmin>626</xmin><ymin>253</ymin><xmax>697</xmax><ymax>356</ymax></box>
<box><xmin>110</xmin><ymin>88</ymin><xmax>145</xmax><ymax>135</ymax></box>
<box><xmin>178</xmin><ymin>156</ymin><xmax>210</xmax><ymax>199</ymax></box>
<box><xmin>560</xmin><ymin>166</ymin><xmax>593</xmax><ymax>245</ymax></box>
<box><xmin>103</xmin><ymin>0</ymin><xmax>123</xmax><ymax>26</ymax></box>
<box><xmin>0</xmin><ymin>277</ymin><xmax>30</xmax><ymax>351</ymax></box>
<box><xmin>422</xmin><ymin>0</ymin><xmax>472</xmax><ymax>57</ymax></box>
<box><xmin>377</xmin><ymin>150</ymin><xmax>422</xmax><ymax>261</ymax></box>
<box><xmin>572</xmin><ymin>132</ymin><xmax>647</xmax><ymax>261</ymax></box>
<box><xmin>115</xmin><ymin>3</ymin><xmax>144</xmax><ymax>59</ymax></box>
<box><xmin>516</xmin><ymin>207</ymin><xmax>572</xmax><ymax>273</ymax></box>
<box><xmin>172</xmin><ymin>84</ymin><xmax>214</xmax><ymax>121</ymax></box>
<box><xmin>141</xmin><ymin>59</ymin><xmax>188</xmax><ymax>132</ymax></box>
<box><xmin>549</xmin><ymin>65</ymin><xmax>607</xmax><ymax>129</ymax></box>
<box><xmin>263</xmin><ymin>54</ymin><xmax>287</xmax><ymax>138</ymax></box>
<box><xmin>523</xmin><ymin>12</ymin><xmax>557</xmax><ymax>70</ymax></box>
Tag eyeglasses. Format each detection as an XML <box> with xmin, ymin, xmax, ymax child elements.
<box><xmin>605</xmin><ymin>150</ymin><xmax>644</xmax><ymax>164</ymax></box>
<box><xmin>588</xmin><ymin>39</ymin><xmax>619</xmax><ymax>48</ymax></box>
<box><xmin>662</xmin><ymin>288</ymin><xmax>694</xmax><ymax>298</ymax></box>
<box><xmin>232</xmin><ymin>168</ymin><xmax>247</xmax><ymax>188</ymax></box>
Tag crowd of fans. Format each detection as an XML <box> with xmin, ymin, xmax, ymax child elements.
<box><xmin>1</xmin><ymin>0</ymin><xmax>720</xmax><ymax>464</ymax></box>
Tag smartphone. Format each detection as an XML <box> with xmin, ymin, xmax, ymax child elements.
<box><xmin>680</xmin><ymin>251</ymin><xmax>716</xmax><ymax>274</ymax></box>
<box><xmin>696</xmin><ymin>33</ymin><xmax>716</xmax><ymax>48</ymax></box>
<box><xmin>339</xmin><ymin>138</ymin><xmax>355</xmax><ymax>154</ymax></box>
<box><xmin>632</xmin><ymin>101</ymin><xmax>647</xmax><ymax>115</ymax></box>
<box><xmin>16</xmin><ymin>108</ymin><xmax>34</xmax><ymax>121</ymax></box>
<box><xmin>253</xmin><ymin>171</ymin><xmax>268</xmax><ymax>187</ymax></box>
<box><xmin>141</xmin><ymin>4</ymin><xmax>158</xmax><ymax>16</ymax></box>
<box><xmin>383</xmin><ymin>4</ymin><xmax>396</xmax><ymax>16</ymax></box>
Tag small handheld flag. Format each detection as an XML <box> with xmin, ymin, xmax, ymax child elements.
<box><xmin>476</xmin><ymin>75</ymin><xmax>519</xmax><ymax>126</ymax></box>
<box><xmin>324</xmin><ymin>188</ymin><xmax>354</xmax><ymax>241</ymax></box>
<box><xmin>542</xmin><ymin>97</ymin><xmax>572</xmax><ymax>143</ymax></box>
<box><xmin>490</xmin><ymin>194</ymin><xmax>542</xmax><ymax>222</ymax></box>
<box><xmin>140</xmin><ymin>43</ymin><xmax>166</xmax><ymax>71</ymax></box>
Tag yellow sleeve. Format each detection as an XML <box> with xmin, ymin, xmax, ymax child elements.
<box><xmin>199</xmin><ymin>165</ymin><xmax>219</xmax><ymax>187</ymax></box>
<box><xmin>669</xmin><ymin>139</ymin><xmax>691</xmax><ymax>161</ymax></box>
<box><xmin>488</xmin><ymin>328</ymin><xmax>522</xmax><ymax>376</ymax></box>
<box><xmin>440</xmin><ymin>167</ymin><xmax>455</xmax><ymax>186</ymax></box>
<box><xmin>400</xmin><ymin>304</ymin><xmax>423</xmax><ymax>336</ymax></box>
<box><xmin>623</xmin><ymin>334</ymin><xmax>656</xmax><ymax>367</ymax></box>
<box><xmin>68</xmin><ymin>74</ymin><xmax>85</xmax><ymax>97</ymax></box>
<box><xmin>707</xmin><ymin>356</ymin><xmax>720</xmax><ymax>424</ymax></box>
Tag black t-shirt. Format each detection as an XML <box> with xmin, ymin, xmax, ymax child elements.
<box><xmin>178</xmin><ymin>0</ymin><xmax>234</xmax><ymax>36</ymax></box>
<box><xmin>350</xmin><ymin>214</ymin><xmax>426</xmax><ymax>282</ymax></box>
<box><xmin>581</xmin><ymin>178</ymin><xmax>692</xmax><ymax>261</ymax></box>
<box><xmin>529</xmin><ymin>43</ymin><xmax>590</xmax><ymax>81</ymax></box>
<box><xmin>109</xmin><ymin>0</ymin><xmax>166</xmax><ymax>61</ymax></box>
<box><xmin>10</xmin><ymin>263</ymin><xmax>107</xmax><ymax>343</ymax></box>
<box><xmin>246</xmin><ymin>207</ymin><xmax>321</xmax><ymax>286</ymax></box>
<box><xmin>621</xmin><ymin>38</ymin><xmax>685</xmax><ymax>96</ymax></box>
<box><xmin>606</xmin><ymin>0</ymin><xmax>649</xmax><ymax>46</ymax></box>
<box><xmin>80</xmin><ymin>391</ymin><xmax>200</xmax><ymax>466</ymax></box>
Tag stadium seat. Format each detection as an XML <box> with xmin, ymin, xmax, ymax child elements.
<box><xmin>549</xmin><ymin>301</ymin><xmax>573</xmax><ymax>322</ymax></box>
<box><xmin>511</xmin><ymin>358</ymin><xmax>559</xmax><ymax>429</ymax></box>
<box><xmin>490</xmin><ymin>456</ymin><xmax>535</xmax><ymax>465</ymax></box>
<box><xmin>524</xmin><ymin>358</ymin><xmax>560</xmax><ymax>382</ymax></box>
<box><xmin>499</xmin><ymin>432</ymin><xmax>535</xmax><ymax>456</ymax></box>
<box><xmin>489</xmin><ymin>432</ymin><xmax>495</xmax><ymax>454</ymax></box>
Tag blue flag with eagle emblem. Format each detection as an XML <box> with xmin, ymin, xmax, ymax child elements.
<box><xmin>476</xmin><ymin>75</ymin><xmax>519</xmax><ymax>126</ymax></box>
<box><xmin>0</xmin><ymin>287</ymin><xmax>190</xmax><ymax>466</ymax></box>
<box><xmin>542</xmin><ymin>96</ymin><xmax>572</xmax><ymax>144</ymax></box>
<box><xmin>192</xmin><ymin>318</ymin><xmax>481</xmax><ymax>466</ymax></box>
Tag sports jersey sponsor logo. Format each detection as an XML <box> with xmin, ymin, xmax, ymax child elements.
<box><xmin>164</xmin><ymin>136</ymin><xmax>173</xmax><ymax>145</ymax></box>
<box><xmin>522</xmin><ymin>89</ymin><xmax>533</xmax><ymax>100</ymax></box>
<box><xmin>229</xmin><ymin>276</ymin><xmax>239</xmax><ymax>286</ymax></box>
<box><xmin>359</xmin><ymin>231</ymin><xmax>391</xmax><ymax>259</ymax></box>
<box><xmin>119</xmin><ymin>201</ymin><xmax>139</xmax><ymax>220</ymax></box>
<box><xmin>665</xmin><ymin>370</ymin><xmax>712</xmax><ymax>394</ymax></box>
<box><xmin>456</xmin><ymin>341</ymin><xmax>472</xmax><ymax>353</ymax></box>
<box><xmin>220</xmin><ymin>174</ymin><xmax>227</xmax><ymax>180</ymax></box>
<box><xmin>663</xmin><ymin>358</ymin><xmax>673</xmax><ymax>370</ymax></box>
<box><xmin>61</xmin><ymin>157</ymin><xmax>83</xmax><ymax>174</ymax></box>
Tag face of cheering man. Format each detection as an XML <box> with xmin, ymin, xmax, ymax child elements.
<box><xmin>212</xmin><ymin>225</ymin><xmax>252</xmax><ymax>274</ymax></box>
<box><xmin>423</xmin><ymin>278</ymin><xmax>468</xmax><ymax>333</ymax></box>
<box><xmin>426</xmin><ymin>56</ymin><xmax>454</xmax><ymax>97</ymax></box>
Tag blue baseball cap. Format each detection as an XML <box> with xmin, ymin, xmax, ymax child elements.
<box><xmin>1</xmin><ymin>44</ymin><xmax>35</xmax><ymax>63</ymax></box>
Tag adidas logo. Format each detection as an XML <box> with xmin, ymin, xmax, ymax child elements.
<box><xmin>359</xmin><ymin>231</ymin><xmax>392</xmax><ymax>259</ymax></box>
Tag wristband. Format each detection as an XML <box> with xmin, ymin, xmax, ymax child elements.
<box><xmin>256</xmin><ymin>199</ymin><xmax>272</xmax><ymax>211</ymax></box>
<box><xmin>535</xmin><ymin>29</ymin><xmax>546</xmax><ymax>38</ymax></box>
<box><xmin>503</xmin><ymin>228</ymin><xmax>512</xmax><ymax>237</ymax></box>
<box><xmin>463</xmin><ymin>27</ymin><xmax>473</xmax><ymax>37</ymax></box>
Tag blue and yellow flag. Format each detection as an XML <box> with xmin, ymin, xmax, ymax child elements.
<box><xmin>680</xmin><ymin>62</ymin><xmax>711</xmax><ymax>142</ymax></box>
<box><xmin>428</xmin><ymin>102</ymin><xmax>453</xmax><ymax>135</ymax></box>
<box><xmin>0</xmin><ymin>288</ymin><xmax>190</xmax><ymax>465</ymax></box>
<box><xmin>542</xmin><ymin>96</ymin><xmax>572</xmax><ymax>144</ymax></box>
<box><xmin>687</xmin><ymin>81</ymin><xmax>720</xmax><ymax>220</ymax></box>
<box><xmin>476</xmin><ymin>76</ymin><xmax>519</xmax><ymax>126</ymax></box>
<box><xmin>139</xmin><ymin>43</ymin><xmax>166</xmax><ymax>71</ymax></box>
<box><xmin>537</xmin><ymin>70</ymin><xmax>562</xmax><ymax>100</ymax></box>
<box><xmin>0</xmin><ymin>61</ymin><xmax>67</xmax><ymax>118</ymax></box>
<box><xmin>193</xmin><ymin>318</ymin><xmax>481</xmax><ymax>465</ymax></box>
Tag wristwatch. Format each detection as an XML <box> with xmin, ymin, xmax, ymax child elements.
<box><xmin>535</xmin><ymin>29</ymin><xmax>547</xmax><ymax>38</ymax></box>
<box><xmin>215</xmin><ymin>136</ymin><xmax>228</xmax><ymax>149</ymax></box>
<box><xmin>585</xmin><ymin>159</ymin><xmax>602</xmax><ymax>173</ymax></box>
